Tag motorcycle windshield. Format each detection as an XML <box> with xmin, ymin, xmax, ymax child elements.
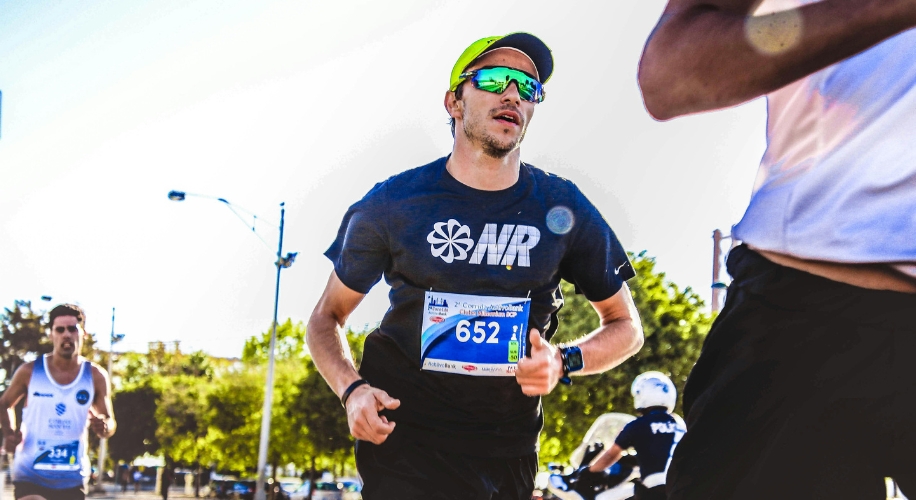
<box><xmin>569</xmin><ymin>413</ymin><xmax>636</xmax><ymax>468</ymax></box>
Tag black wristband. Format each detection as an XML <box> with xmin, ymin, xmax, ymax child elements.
<box><xmin>340</xmin><ymin>379</ymin><xmax>369</xmax><ymax>408</ymax></box>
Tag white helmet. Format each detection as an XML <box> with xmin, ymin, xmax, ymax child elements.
<box><xmin>631</xmin><ymin>371</ymin><xmax>677</xmax><ymax>412</ymax></box>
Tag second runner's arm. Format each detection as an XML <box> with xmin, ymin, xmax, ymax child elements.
<box><xmin>640</xmin><ymin>0</ymin><xmax>916</xmax><ymax>119</ymax></box>
<box><xmin>306</xmin><ymin>271</ymin><xmax>401</xmax><ymax>445</ymax></box>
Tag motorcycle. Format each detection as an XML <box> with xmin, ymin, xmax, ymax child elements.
<box><xmin>547</xmin><ymin>413</ymin><xmax>639</xmax><ymax>500</ymax></box>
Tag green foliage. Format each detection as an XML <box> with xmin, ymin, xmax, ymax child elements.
<box><xmin>242</xmin><ymin>319</ymin><xmax>307</xmax><ymax>364</ymax></box>
<box><xmin>204</xmin><ymin>367</ymin><xmax>264</xmax><ymax>471</ymax></box>
<box><xmin>540</xmin><ymin>252</ymin><xmax>713</xmax><ymax>467</ymax></box>
<box><xmin>288</xmin><ymin>359</ymin><xmax>351</xmax><ymax>464</ymax></box>
<box><xmin>155</xmin><ymin>375</ymin><xmax>214</xmax><ymax>468</ymax></box>
<box><xmin>203</xmin><ymin>361</ymin><xmax>310</xmax><ymax>474</ymax></box>
<box><xmin>1</xmin><ymin>301</ymin><xmax>50</xmax><ymax>392</ymax></box>
<box><xmin>109</xmin><ymin>382</ymin><xmax>160</xmax><ymax>463</ymax></box>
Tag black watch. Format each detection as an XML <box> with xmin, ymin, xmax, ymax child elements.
<box><xmin>558</xmin><ymin>344</ymin><xmax>584</xmax><ymax>385</ymax></box>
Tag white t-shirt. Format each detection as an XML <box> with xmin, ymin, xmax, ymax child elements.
<box><xmin>734</xmin><ymin>0</ymin><xmax>916</xmax><ymax>275</ymax></box>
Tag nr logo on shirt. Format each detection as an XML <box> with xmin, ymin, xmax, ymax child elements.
<box><xmin>427</xmin><ymin>219</ymin><xmax>540</xmax><ymax>267</ymax></box>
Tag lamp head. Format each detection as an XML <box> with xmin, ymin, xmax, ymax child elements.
<box><xmin>168</xmin><ymin>190</ymin><xmax>186</xmax><ymax>201</ymax></box>
<box><xmin>278</xmin><ymin>252</ymin><xmax>298</xmax><ymax>268</ymax></box>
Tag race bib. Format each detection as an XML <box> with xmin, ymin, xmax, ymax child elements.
<box><xmin>421</xmin><ymin>291</ymin><xmax>530</xmax><ymax>376</ymax></box>
<box><xmin>33</xmin><ymin>440</ymin><xmax>80</xmax><ymax>471</ymax></box>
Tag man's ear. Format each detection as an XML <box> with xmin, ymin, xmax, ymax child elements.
<box><xmin>444</xmin><ymin>90</ymin><xmax>463</xmax><ymax>119</ymax></box>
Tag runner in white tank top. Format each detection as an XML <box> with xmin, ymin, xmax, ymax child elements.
<box><xmin>1</xmin><ymin>304</ymin><xmax>116</xmax><ymax>500</ymax></box>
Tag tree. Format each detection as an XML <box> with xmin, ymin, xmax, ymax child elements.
<box><xmin>288</xmin><ymin>359</ymin><xmax>351</xmax><ymax>470</ymax></box>
<box><xmin>539</xmin><ymin>252</ymin><xmax>714</xmax><ymax>466</ymax></box>
<box><xmin>286</xmin><ymin>328</ymin><xmax>365</xmax><ymax>483</ymax></box>
<box><xmin>242</xmin><ymin>319</ymin><xmax>307</xmax><ymax>364</ymax></box>
<box><xmin>109</xmin><ymin>382</ymin><xmax>160</xmax><ymax>463</ymax></box>
<box><xmin>205</xmin><ymin>362</ymin><xmax>309</xmax><ymax>476</ymax></box>
<box><xmin>205</xmin><ymin>367</ymin><xmax>263</xmax><ymax>472</ymax></box>
<box><xmin>155</xmin><ymin>374</ymin><xmax>214</xmax><ymax>497</ymax></box>
<box><xmin>1</xmin><ymin>301</ymin><xmax>50</xmax><ymax>392</ymax></box>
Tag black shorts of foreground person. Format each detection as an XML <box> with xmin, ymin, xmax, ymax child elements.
<box><xmin>667</xmin><ymin>245</ymin><xmax>916</xmax><ymax>500</ymax></box>
<box><xmin>356</xmin><ymin>436</ymin><xmax>536</xmax><ymax>500</ymax></box>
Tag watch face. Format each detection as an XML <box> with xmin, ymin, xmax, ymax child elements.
<box><xmin>565</xmin><ymin>348</ymin><xmax>584</xmax><ymax>371</ymax></box>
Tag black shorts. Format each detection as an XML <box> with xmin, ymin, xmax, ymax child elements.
<box><xmin>667</xmin><ymin>245</ymin><xmax>916</xmax><ymax>500</ymax></box>
<box><xmin>14</xmin><ymin>481</ymin><xmax>86</xmax><ymax>500</ymax></box>
<box><xmin>356</xmin><ymin>434</ymin><xmax>537</xmax><ymax>500</ymax></box>
<box><xmin>635</xmin><ymin>483</ymin><xmax>666</xmax><ymax>500</ymax></box>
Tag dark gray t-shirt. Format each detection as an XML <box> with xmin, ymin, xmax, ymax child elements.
<box><xmin>326</xmin><ymin>156</ymin><xmax>634</xmax><ymax>457</ymax></box>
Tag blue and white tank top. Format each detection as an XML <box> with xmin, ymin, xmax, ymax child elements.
<box><xmin>734</xmin><ymin>0</ymin><xmax>916</xmax><ymax>276</ymax></box>
<box><xmin>12</xmin><ymin>355</ymin><xmax>95</xmax><ymax>489</ymax></box>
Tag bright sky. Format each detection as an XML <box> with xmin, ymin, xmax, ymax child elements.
<box><xmin>0</xmin><ymin>0</ymin><xmax>766</xmax><ymax>358</ymax></box>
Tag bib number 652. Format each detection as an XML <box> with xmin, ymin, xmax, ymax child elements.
<box><xmin>456</xmin><ymin>320</ymin><xmax>500</xmax><ymax>344</ymax></box>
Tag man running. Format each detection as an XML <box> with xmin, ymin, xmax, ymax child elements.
<box><xmin>1</xmin><ymin>304</ymin><xmax>117</xmax><ymax>500</ymax></box>
<box><xmin>639</xmin><ymin>1</ymin><xmax>916</xmax><ymax>498</ymax></box>
<box><xmin>307</xmin><ymin>32</ymin><xmax>644</xmax><ymax>499</ymax></box>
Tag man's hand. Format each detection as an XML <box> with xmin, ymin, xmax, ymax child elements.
<box><xmin>515</xmin><ymin>328</ymin><xmax>563</xmax><ymax>396</ymax></box>
<box><xmin>89</xmin><ymin>408</ymin><xmax>112</xmax><ymax>438</ymax></box>
<box><xmin>345</xmin><ymin>384</ymin><xmax>401</xmax><ymax>445</ymax></box>
<box><xmin>1</xmin><ymin>430</ymin><xmax>22</xmax><ymax>453</ymax></box>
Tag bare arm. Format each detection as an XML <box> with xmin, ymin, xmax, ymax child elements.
<box><xmin>306</xmin><ymin>271</ymin><xmax>400</xmax><ymax>444</ymax></box>
<box><xmin>0</xmin><ymin>363</ymin><xmax>33</xmax><ymax>452</ymax></box>
<box><xmin>89</xmin><ymin>365</ymin><xmax>116</xmax><ymax>439</ymax></box>
<box><xmin>639</xmin><ymin>0</ymin><xmax>916</xmax><ymax>119</ymax></box>
<box><xmin>575</xmin><ymin>282</ymin><xmax>644</xmax><ymax>375</ymax></box>
<box><xmin>588</xmin><ymin>443</ymin><xmax>626</xmax><ymax>472</ymax></box>
<box><xmin>516</xmin><ymin>283</ymin><xmax>644</xmax><ymax>395</ymax></box>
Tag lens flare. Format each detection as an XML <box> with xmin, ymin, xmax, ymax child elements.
<box><xmin>546</xmin><ymin>206</ymin><xmax>574</xmax><ymax>235</ymax></box>
<box><xmin>744</xmin><ymin>10</ymin><xmax>803</xmax><ymax>55</ymax></box>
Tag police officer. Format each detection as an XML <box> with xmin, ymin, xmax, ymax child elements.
<box><xmin>582</xmin><ymin>372</ymin><xmax>684</xmax><ymax>500</ymax></box>
<box><xmin>306</xmin><ymin>32</ymin><xmax>644</xmax><ymax>499</ymax></box>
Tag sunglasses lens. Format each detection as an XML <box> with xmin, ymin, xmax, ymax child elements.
<box><xmin>55</xmin><ymin>325</ymin><xmax>79</xmax><ymax>333</ymax></box>
<box><xmin>470</xmin><ymin>67</ymin><xmax>543</xmax><ymax>103</ymax></box>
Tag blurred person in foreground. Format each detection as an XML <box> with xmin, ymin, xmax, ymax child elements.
<box><xmin>0</xmin><ymin>304</ymin><xmax>116</xmax><ymax>500</ymax></box>
<box><xmin>307</xmin><ymin>32</ymin><xmax>644</xmax><ymax>499</ymax></box>
<box><xmin>639</xmin><ymin>1</ymin><xmax>916</xmax><ymax>498</ymax></box>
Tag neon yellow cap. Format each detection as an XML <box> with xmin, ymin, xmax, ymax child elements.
<box><xmin>448</xmin><ymin>32</ymin><xmax>554</xmax><ymax>91</ymax></box>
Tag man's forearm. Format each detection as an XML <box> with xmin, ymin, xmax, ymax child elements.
<box><xmin>640</xmin><ymin>0</ymin><xmax>916</xmax><ymax>119</ymax></box>
<box><xmin>576</xmin><ymin>317</ymin><xmax>643</xmax><ymax>375</ymax></box>
<box><xmin>306</xmin><ymin>313</ymin><xmax>362</xmax><ymax>398</ymax></box>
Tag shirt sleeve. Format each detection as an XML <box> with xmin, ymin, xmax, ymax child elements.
<box><xmin>614</xmin><ymin>419</ymin><xmax>638</xmax><ymax>449</ymax></box>
<box><xmin>559</xmin><ymin>188</ymin><xmax>635</xmax><ymax>302</ymax></box>
<box><xmin>323</xmin><ymin>181</ymin><xmax>391</xmax><ymax>294</ymax></box>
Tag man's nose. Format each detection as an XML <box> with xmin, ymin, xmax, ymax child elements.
<box><xmin>501</xmin><ymin>81</ymin><xmax>522</xmax><ymax>105</ymax></box>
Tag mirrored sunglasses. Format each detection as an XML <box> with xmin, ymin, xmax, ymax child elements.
<box><xmin>458</xmin><ymin>66</ymin><xmax>545</xmax><ymax>103</ymax></box>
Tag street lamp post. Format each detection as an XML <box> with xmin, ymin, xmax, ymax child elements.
<box><xmin>167</xmin><ymin>191</ymin><xmax>295</xmax><ymax>500</ymax></box>
<box><xmin>711</xmin><ymin>229</ymin><xmax>738</xmax><ymax>313</ymax></box>
<box><xmin>95</xmin><ymin>307</ymin><xmax>124</xmax><ymax>492</ymax></box>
